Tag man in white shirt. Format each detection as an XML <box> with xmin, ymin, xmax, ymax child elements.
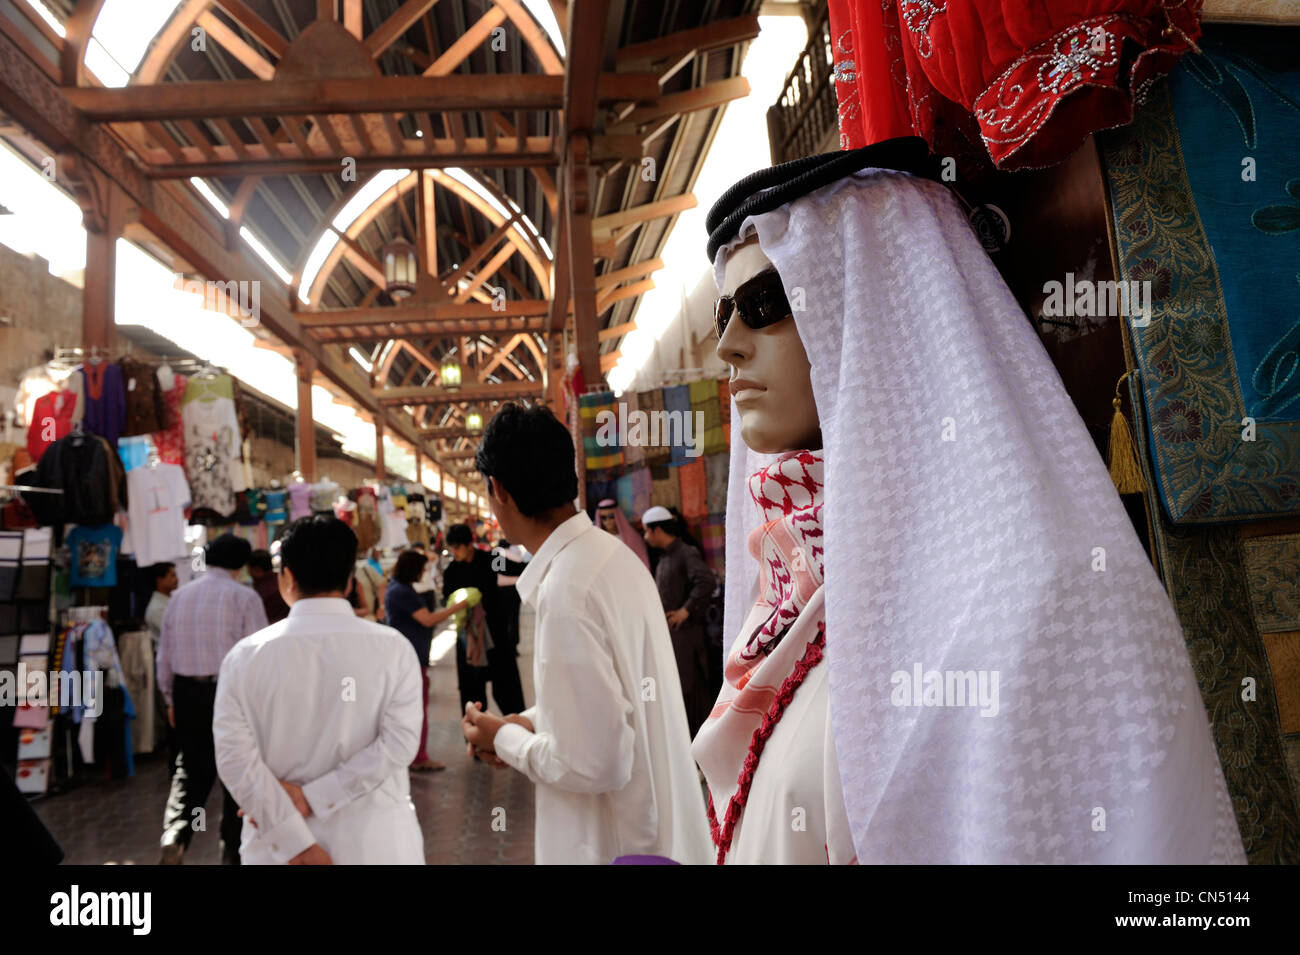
<box><xmin>214</xmin><ymin>515</ymin><xmax>425</xmax><ymax>865</ymax></box>
<box><xmin>461</xmin><ymin>403</ymin><xmax>711</xmax><ymax>865</ymax></box>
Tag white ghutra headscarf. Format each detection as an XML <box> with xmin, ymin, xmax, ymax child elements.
<box><xmin>713</xmin><ymin>168</ymin><xmax>1244</xmax><ymax>863</ymax></box>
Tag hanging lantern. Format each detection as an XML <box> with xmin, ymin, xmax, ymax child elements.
<box><xmin>440</xmin><ymin>356</ymin><xmax>462</xmax><ymax>388</ymax></box>
<box><xmin>465</xmin><ymin>407</ymin><xmax>483</xmax><ymax>432</ymax></box>
<box><xmin>382</xmin><ymin>238</ymin><xmax>418</xmax><ymax>300</ymax></box>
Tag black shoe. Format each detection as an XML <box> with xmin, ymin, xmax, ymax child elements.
<box><xmin>159</xmin><ymin>842</ymin><xmax>185</xmax><ymax>865</ymax></box>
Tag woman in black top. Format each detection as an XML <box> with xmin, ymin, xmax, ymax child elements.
<box><xmin>385</xmin><ymin>550</ymin><xmax>466</xmax><ymax>771</ymax></box>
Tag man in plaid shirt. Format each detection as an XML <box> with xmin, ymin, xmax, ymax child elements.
<box><xmin>156</xmin><ymin>533</ymin><xmax>266</xmax><ymax>864</ymax></box>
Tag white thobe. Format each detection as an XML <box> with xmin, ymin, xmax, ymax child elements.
<box><xmin>214</xmin><ymin>598</ymin><xmax>425</xmax><ymax>864</ymax></box>
<box><xmin>494</xmin><ymin>513</ymin><xmax>711</xmax><ymax>865</ymax></box>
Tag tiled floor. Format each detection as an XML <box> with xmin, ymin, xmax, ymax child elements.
<box><xmin>33</xmin><ymin>611</ymin><xmax>538</xmax><ymax>865</ymax></box>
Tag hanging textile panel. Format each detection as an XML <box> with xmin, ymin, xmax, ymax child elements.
<box><xmin>637</xmin><ymin>389</ymin><xmax>671</xmax><ymax>466</ymax></box>
<box><xmin>664</xmin><ymin>385</ymin><xmax>692</xmax><ymax>466</ymax></box>
<box><xmin>689</xmin><ymin>378</ymin><xmax>726</xmax><ymax>457</ymax></box>
<box><xmin>699</xmin><ymin>514</ymin><xmax>727</xmax><ymax>578</ymax></box>
<box><xmin>679</xmin><ymin>458</ymin><xmax>708</xmax><ymax>519</ymax></box>
<box><xmin>648</xmin><ymin>463</ymin><xmax>681</xmax><ymax>512</ymax></box>
<box><xmin>617</xmin><ymin>468</ymin><xmax>652</xmax><ymax>519</ymax></box>
<box><xmin>579</xmin><ymin>391</ymin><xmax>623</xmax><ymax>471</ymax></box>
<box><xmin>622</xmin><ymin>390</ymin><xmax>646</xmax><ymax>467</ymax></box>
<box><xmin>1127</xmin><ymin>377</ymin><xmax>1300</xmax><ymax>863</ymax></box>
<box><xmin>1101</xmin><ymin>27</ymin><xmax>1300</xmax><ymax>524</ymax></box>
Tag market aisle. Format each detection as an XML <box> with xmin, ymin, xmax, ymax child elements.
<box><xmin>33</xmin><ymin>607</ymin><xmax>538</xmax><ymax>865</ymax></box>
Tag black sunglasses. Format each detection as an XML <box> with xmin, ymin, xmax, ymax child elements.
<box><xmin>714</xmin><ymin>268</ymin><xmax>792</xmax><ymax>339</ymax></box>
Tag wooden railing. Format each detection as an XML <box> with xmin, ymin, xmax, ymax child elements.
<box><xmin>766</xmin><ymin>4</ymin><xmax>838</xmax><ymax>164</ymax></box>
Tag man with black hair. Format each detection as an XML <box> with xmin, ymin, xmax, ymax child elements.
<box><xmin>247</xmin><ymin>548</ymin><xmax>289</xmax><ymax>624</ymax></box>
<box><xmin>460</xmin><ymin>403</ymin><xmax>710</xmax><ymax>864</ymax></box>
<box><xmin>143</xmin><ymin>562</ymin><xmax>178</xmax><ymax>765</ymax></box>
<box><xmin>214</xmin><ymin>516</ymin><xmax>425</xmax><ymax>865</ymax></box>
<box><xmin>442</xmin><ymin>521</ymin><xmax>527</xmax><ymax>716</ymax></box>
<box><xmin>157</xmin><ymin>533</ymin><xmax>266</xmax><ymax>865</ymax></box>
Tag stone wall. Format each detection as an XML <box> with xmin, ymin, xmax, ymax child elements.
<box><xmin>0</xmin><ymin>244</ymin><xmax>81</xmax><ymax>401</ymax></box>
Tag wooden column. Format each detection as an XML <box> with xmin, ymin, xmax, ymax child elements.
<box><xmin>414</xmin><ymin>448</ymin><xmax>422</xmax><ymax>486</ymax></box>
<box><xmin>294</xmin><ymin>348</ymin><xmax>318</xmax><ymax>482</ymax></box>
<box><xmin>66</xmin><ymin>155</ymin><xmax>128</xmax><ymax>352</ymax></box>
<box><xmin>374</xmin><ymin>418</ymin><xmax>386</xmax><ymax>479</ymax></box>
<box><xmin>567</xmin><ymin>135</ymin><xmax>601</xmax><ymax>389</ymax></box>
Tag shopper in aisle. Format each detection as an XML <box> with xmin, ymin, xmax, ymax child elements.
<box><xmin>247</xmin><ymin>548</ymin><xmax>289</xmax><ymax>624</ymax></box>
<box><xmin>443</xmin><ymin>523</ymin><xmax>528</xmax><ymax>716</ymax></box>
<box><xmin>156</xmin><ymin>533</ymin><xmax>267</xmax><ymax>865</ymax></box>
<box><xmin>642</xmin><ymin>505</ymin><xmax>716</xmax><ymax>739</ymax></box>
<box><xmin>214</xmin><ymin>516</ymin><xmax>428</xmax><ymax>864</ymax></box>
<box><xmin>144</xmin><ymin>562</ymin><xmax>179</xmax><ymax>762</ymax></box>
<box><xmin>460</xmin><ymin>403</ymin><xmax>710</xmax><ymax>864</ymax></box>
<box><xmin>385</xmin><ymin>550</ymin><xmax>468</xmax><ymax>772</ymax></box>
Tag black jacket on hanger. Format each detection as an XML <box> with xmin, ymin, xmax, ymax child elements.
<box><xmin>21</xmin><ymin>432</ymin><xmax>127</xmax><ymax>526</ymax></box>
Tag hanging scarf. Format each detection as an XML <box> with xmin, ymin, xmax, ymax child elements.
<box><xmin>740</xmin><ymin>449</ymin><xmax>824</xmax><ymax>663</ymax></box>
<box><xmin>692</xmin><ymin>449</ymin><xmax>827</xmax><ymax>862</ymax></box>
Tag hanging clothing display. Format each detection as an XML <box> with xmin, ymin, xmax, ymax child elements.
<box><xmin>119</xmin><ymin>358</ymin><xmax>168</xmax><ymax>437</ymax></box>
<box><xmin>66</xmin><ymin>524</ymin><xmax>124</xmax><ymax>588</ymax></box>
<box><xmin>152</xmin><ymin>373</ymin><xmax>187</xmax><ymax>466</ymax></box>
<box><xmin>263</xmin><ymin>487</ymin><xmax>288</xmax><ymax>523</ymax></box>
<box><xmin>181</xmin><ymin>374</ymin><xmax>246</xmax><ymax>519</ymax></box>
<box><xmin>14</xmin><ymin>363</ymin><xmax>76</xmax><ymax>429</ymax></box>
<box><xmin>827</xmin><ymin>0</ymin><xmax>1204</xmax><ymax>170</ymax></box>
<box><xmin>22</xmin><ymin>432</ymin><xmax>127</xmax><ymax>527</ymax></box>
<box><xmin>288</xmin><ymin>479</ymin><xmax>312</xmax><ymax>521</ymax></box>
<box><xmin>705</xmin><ymin>145</ymin><xmax>1243</xmax><ymax>863</ymax></box>
<box><xmin>311</xmin><ymin>479</ymin><xmax>341</xmax><ymax>514</ymax></box>
<box><xmin>24</xmin><ymin>389</ymin><xmax>76</xmax><ymax>463</ymax></box>
<box><xmin>125</xmin><ymin>463</ymin><xmax>191</xmax><ymax>567</ymax></box>
<box><xmin>75</xmin><ymin>362</ymin><xmax>127</xmax><ymax>449</ymax></box>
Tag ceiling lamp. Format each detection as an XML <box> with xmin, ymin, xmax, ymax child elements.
<box><xmin>382</xmin><ymin>238</ymin><xmax>418</xmax><ymax>300</ymax></box>
<box><xmin>465</xmin><ymin>407</ymin><xmax>483</xmax><ymax>432</ymax></box>
<box><xmin>441</xmin><ymin>356</ymin><xmax>462</xmax><ymax>389</ymax></box>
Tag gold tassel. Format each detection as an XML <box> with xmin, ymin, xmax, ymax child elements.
<box><xmin>1108</xmin><ymin>370</ymin><xmax>1145</xmax><ymax>495</ymax></box>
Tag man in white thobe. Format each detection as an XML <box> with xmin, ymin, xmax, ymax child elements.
<box><xmin>462</xmin><ymin>403</ymin><xmax>711</xmax><ymax>865</ymax></box>
<box><xmin>214</xmin><ymin>515</ymin><xmax>425</xmax><ymax>865</ymax></box>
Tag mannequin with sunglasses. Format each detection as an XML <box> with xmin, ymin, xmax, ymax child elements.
<box><xmin>694</xmin><ymin>234</ymin><xmax>851</xmax><ymax>865</ymax></box>
<box><xmin>693</xmin><ymin>143</ymin><xmax>1242</xmax><ymax>866</ymax></box>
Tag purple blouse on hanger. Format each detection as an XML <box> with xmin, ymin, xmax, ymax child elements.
<box><xmin>81</xmin><ymin>362</ymin><xmax>127</xmax><ymax>449</ymax></box>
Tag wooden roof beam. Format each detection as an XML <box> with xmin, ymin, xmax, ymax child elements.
<box><xmin>598</xmin><ymin>320</ymin><xmax>635</xmax><ymax>342</ymax></box>
<box><xmin>608</xmin><ymin>77</ymin><xmax>752</xmax><ymax>132</ymax></box>
<box><xmin>596</xmin><ymin>277</ymin><xmax>654</xmax><ymax>312</ymax></box>
<box><xmin>595</xmin><ymin>257</ymin><xmax>663</xmax><ymax>291</ymax></box>
<box><xmin>66</xmin><ymin>74</ymin><xmax>662</xmax><ymax>122</ymax></box>
<box><xmin>615</xmin><ymin>15</ymin><xmax>761</xmax><ymax>69</ymax></box>
<box><xmin>376</xmin><ymin>382</ymin><xmax>545</xmax><ymax>405</ymax></box>
<box><xmin>197</xmin><ymin>9</ymin><xmax>276</xmax><ymax>80</ymax></box>
<box><xmin>213</xmin><ymin>0</ymin><xmax>290</xmax><ymax>58</ymax></box>
<box><xmin>591</xmin><ymin>194</ymin><xmax>696</xmax><ymax>237</ymax></box>
<box><xmin>365</xmin><ymin>0</ymin><xmax>442</xmax><ymax>58</ymax></box>
<box><xmin>300</xmin><ymin>300</ymin><xmax>550</xmax><ymax>328</ymax></box>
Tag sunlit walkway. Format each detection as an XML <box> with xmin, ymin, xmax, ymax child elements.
<box><xmin>33</xmin><ymin>609</ymin><xmax>538</xmax><ymax>866</ymax></box>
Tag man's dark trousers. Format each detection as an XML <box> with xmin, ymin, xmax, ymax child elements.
<box><xmin>162</xmin><ymin>674</ymin><xmax>242</xmax><ymax>863</ymax></box>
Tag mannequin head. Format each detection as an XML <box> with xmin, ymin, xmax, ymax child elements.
<box><xmin>715</xmin><ymin>237</ymin><xmax>821</xmax><ymax>454</ymax></box>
